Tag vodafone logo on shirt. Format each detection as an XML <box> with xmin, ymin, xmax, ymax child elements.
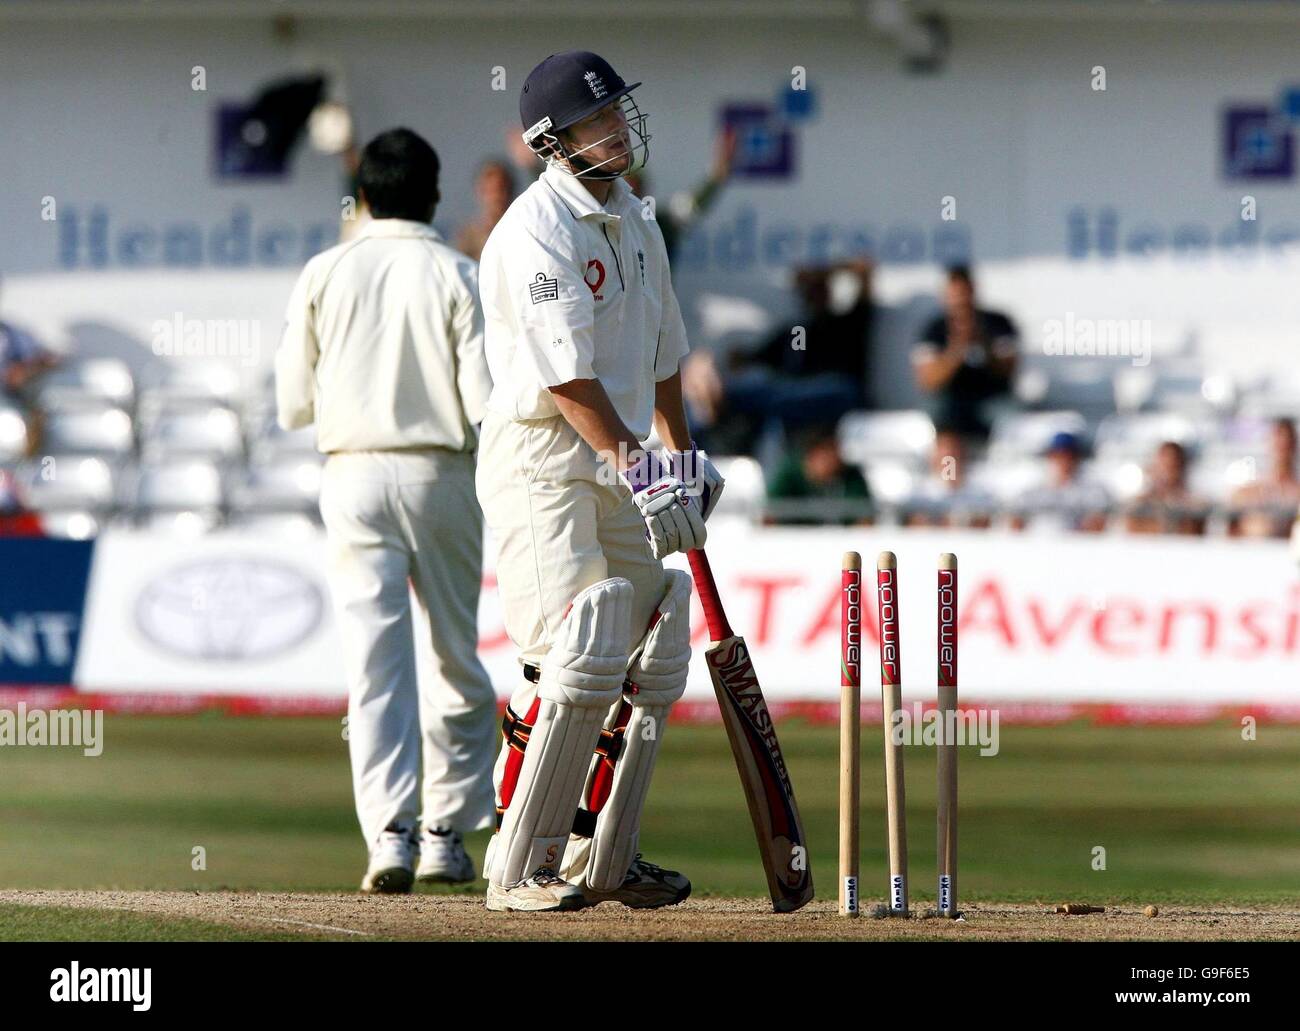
<box><xmin>585</xmin><ymin>259</ymin><xmax>606</xmax><ymax>298</ymax></box>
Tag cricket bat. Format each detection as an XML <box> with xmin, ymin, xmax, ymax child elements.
<box><xmin>687</xmin><ymin>548</ymin><xmax>814</xmax><ymax>913</ymax></box>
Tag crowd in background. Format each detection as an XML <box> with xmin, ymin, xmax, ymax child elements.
<box><xmin>2</xmin><ymin>126</ymin><xmax>1299</xmax><ymax>543</ymax></box>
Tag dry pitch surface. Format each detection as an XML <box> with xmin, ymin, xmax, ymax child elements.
<box><xmin>3</xmin><ymin>891</ymin><xmax>1297</xmax><ymax>941</ymax></box>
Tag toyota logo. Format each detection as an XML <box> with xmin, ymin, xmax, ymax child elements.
<box><xmin>135</xmin><ymin>557</ymin><xmax>324</xmax><ymax>661</ymax></box>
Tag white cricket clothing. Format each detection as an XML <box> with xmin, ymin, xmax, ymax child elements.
<box><xmin>476</xmin><ymin>165</ymin><xmax>692</xmax><ymax>897</ymax></box>
<box><xmin>477</xmin><ymin>413</ymin><xmax>671</xmax><ymax>885</ymax></box>
<box><xmin>478</xmin><ymin>166</ymin><xmax>690</xmax><ymax>440</ymax></box>
<box><xmin>476</xmin><ymin>413</ymin><xmax>668</xmax><ymax>669</ymax></box>
<box><xmin>321</xmin><ymin>451</ymin><xmax>497</xmax><ymax>845</ymax></box>
<box><xmin>276</xmin><ymin>218</ymin><xmax>491</xmax><ymax>453</ymax></box>
<box><xmin>274</xmin><ymin>219</ymin><xmax>499</xmax><ymax>850</ymax></box>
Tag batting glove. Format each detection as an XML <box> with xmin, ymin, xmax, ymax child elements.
<box><xmin>619</xmin><ymin>450</ymin><xmax>707</xmax><ymax>559</ymax></box>
<box><xmin>662</xmin><ymin>443</ymin><xmax>725</xmax><ymax>522</ymax></box>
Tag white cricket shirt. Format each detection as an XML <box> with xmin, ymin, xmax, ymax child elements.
<box><xmin>477</xmin><ymin>165</ymin><xmax>690</xmax><ymax>440</ymax></box>
<box><xmin>276</xmin><ymin>219</ymin><xmax>491</xmax><ymax>453</ymax></box>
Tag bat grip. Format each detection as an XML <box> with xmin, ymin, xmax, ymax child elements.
<box><xmin>687</xmin><ymin>548</ymin><xmax>733</xmax><ymax>642</ymax></box>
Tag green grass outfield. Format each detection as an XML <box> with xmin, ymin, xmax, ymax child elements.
<box><xmin>1</xmin><ymin>714</ymin><xmax>1297</xmax><ymax>924</ymax></box>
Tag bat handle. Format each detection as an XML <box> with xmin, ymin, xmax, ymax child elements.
<box><xmin>687</xmin><ymin>548</ymin><xmax>733</xmax><ymax>642</ymax></box>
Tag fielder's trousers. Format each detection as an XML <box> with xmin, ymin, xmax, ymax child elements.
<box><xmin>320</xmin><ymin>448</ymin><xmax>497</xmax><ymax>848</ymax></box>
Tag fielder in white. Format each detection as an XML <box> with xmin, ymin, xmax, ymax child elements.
<box><xmin>477</xmin><ymin>51</ymin><xmax>725</xmax><ymax>912</ymax></box>
<box><xmin>277</xmin><ymin>128</ymin><xmax>498</xmax><ymax>893</ymax></box>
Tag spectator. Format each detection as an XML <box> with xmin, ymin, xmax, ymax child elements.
<box><xmin>455</xmin><ymin>158</ymin><xmax>517</xmax><ymax>263</ymax></box>
<box><xmin>276</xmin><ymin>128</ymin><xmax>497</xmax><ymax>892</ymax></box>
<box><xmin>0</xmin><ymin>468</ymin><xmax>42</xmax><ymax>537</ymax></box>
<box><xmin>1011</xmin><ymin>431</ymin><xmax>1110</xmax><ymax>533</ymax></box>
<box><xmin>1124</xmin><ymin>440</ymin><xmax>1209</xmax><ymax>536</ymax></box>
<box><xmin>911</xmin><ymin>265</ymin><xmax>1018</xmax><ymax>441</ymax></box>
<box><xmin>765</xmin><ymin>424</ymin><xmax>871</xmax><ymax>526</ymax></box>
<box><xmin>904</xmin><ymin>426</ymin><xmax>996</xmax><ymax>528</ymax></box>
<box><xmin>1</xmin><ymin>281</ymin><xmax>58</xmax><ymax>403</ymax></box>
<box><xmin>1229</xmin><ymin>418</ymin><xmax>1300</xmax><ymax>538</ymax></box>
<box><xmin>682</xmin><ymin>258</ymin><xmax>874</xmax><ymax>455</ymax></box>
<box><xmin>625</xmin><ymin>126</ymin><xmax>737</xmax><ymax>263</ymax></box>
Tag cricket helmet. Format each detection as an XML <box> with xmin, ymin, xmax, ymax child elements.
<box><xmin>519</xmin><ymin>51</ymin><xmax>649</xmax><ymax>180</ymax></box>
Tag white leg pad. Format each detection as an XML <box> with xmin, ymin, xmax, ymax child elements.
<box><xmin>566</xmin><ymin>570</ymin><xmax>692</xmax><ymax>891</ymax></box>
<box><xmin>488</xmin><ymin>577</ymin><xmax>633</xmax><ymax>887</ymax></box>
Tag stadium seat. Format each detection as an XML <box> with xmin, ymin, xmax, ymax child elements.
<box><xmin>837</xmin><ymin>410</ymin><xmax>935</xmax><ymax>467</ymax></box>
<box><xmin>41</xmin><ymin>405</ymin><xmax>134</xmax><ymax>457</ymax></box>
<box><xmin>229</xmin><ymin>455</ymin><xmax>323</xmax><ymax>509</ymax></box>
<box><xmin>136</xmin><ymin>509</ymin><xmax>222</xmax><ymax>536</ymax></box>
<box><xmin>1192</xmin><ymin>416</ymin><xmax>1278</xmax><ymax>501</ymax></box>
<box><xmin>1239</xmin><ymin>367</ymin><xmax>1300</xmax><ymax>417</ymax></box>
<box><xmin>1188</xmin><ymin>456</ymin><xmax>1251</xmax><ymax>503</ymax></box>
<box><xmin>17</xmin><ymin>455</ymin><xmax>117</xmax><ymax>512</ymax></box>
<box><xmin>0</xmin><ymin>404</ymin><xmax>29</xmax><ymax>461</ymax></box>
<box><xmin>224</xmin><ymin>509</ymin><xmax>319</xmax><ymax>537</ymax></box>
<box><xmin>1114</xmin><ymin>364</ymin><xmax>1235</xmax><ymax>415</ymax></box>
<box><xmin>1201</xmin><ymin>415</ymin><xmax>1278</xmax><ymax>461</ymax></box>
<box><xmin>987</xmin><ymin>410</ymin><xmax>1088</xmax><ymax>461</ymax></box>
<box><xmin>1093</xmin><ymin>412</ymin><xmax>1206</xmax><ymax>461</ymax></box>
<box><xmin>862</xmin><ymin>458</ymin><xmax>917</xmax><ymax>507</ymax></box>
<box><xmin>967</xmin><ymin>457</ymin><xmax>1043</xmax><ymax>502</ymax></box>
<box><xmin>1086</xmin><ymin>458</ymin><xmax>1146</xmax><ymax>502</ymax></box>
<box><xmin>707</xmin><ymin>455</ymin><xmax>765</xmax><ymax>519</ymax></box>
<box><xmin>1014</xmin><ymin>359</ymin><xmax>1117</xmax><ymax>417</ymax></box>
<box><xmin>245</xmin><ymin>403</ymin><xmax>318</xmax><ymax>464</ymax></box>
<box><xmin>138</xmin><ymin>360</ymin><xmax>244</xmax><ymax>412</ymax></box>
<box><xmin>34</xmin><ymin>358</ymin><xmax>135</xmax><ymax>410</ymax></box>
<box><xmin>140</xmin><ymin>405</ymin><xmax>244</xmax><ymax>462</ymax></box>
<box><xmin>133</xmin><ymin>458</ymin><xmax>223</xmax><ymax>512</ymax></box>
<box><xmin>36</xmin><ymin>510</ymin><xmax>102</xmax><ymax>540</ymax></box>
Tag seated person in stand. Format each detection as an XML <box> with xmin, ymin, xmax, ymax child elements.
<box><xmin>904</xmin><ymin>426</ymin><xmax>996</xmax><ymax>529</ymax></box>
<box><xmin>682</xmin><ymin>259</ymin><xmax>873</xmax><ymax>456</ymax></box>
<box><xmin>1011</xmin><ymin>431</ymin><xmax>1110</xmax><ymax>533</ymax></box>
<box><xmin>1124</xmin><ymin>440</ymin><xmax>1209</xmax><ymax>536</ymax></box>
<box><xmin>765</xmin><ymin>423</ymin><xmax>871</xmax><ymax>526</ymax></box>
<box><xmin>1229</xmin><ymin>418</ymin><xmax>1300</xmax><ymax>539</ymax></box>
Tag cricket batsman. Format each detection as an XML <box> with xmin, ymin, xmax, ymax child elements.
<box><xmin>476</xmin><ymin>51</ymin><xmax>724</xmax><ymax>911</ymax></box>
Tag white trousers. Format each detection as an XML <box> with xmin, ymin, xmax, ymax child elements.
<box><xmin>320</xmin><ymin>449</ymin><xmax>497</xmax><ymax>847</ymax></box>
<box><xmin>475</xmin><ymin>414</ymin><xmax>668</xmax><ymax>801</ymax></box>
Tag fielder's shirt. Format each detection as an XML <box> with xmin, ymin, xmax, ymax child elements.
<box><xmin>276</xmin><ymin>218</ymin><xmax>491</xmax><ymax>453</ymax></box>
<box><xmin>478</xmin><ymin>165</ymin><xmax>690</xmax><ymax>440</ymax></box>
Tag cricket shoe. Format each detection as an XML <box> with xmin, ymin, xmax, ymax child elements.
<box><xmin>416</xmin><ymin>826</ymin><xmax>475</xmax><ymax>884</ymax></box>
<box><xmin>360</xmin><ymin>821</ymin><xmax>417</xmax><ymax>894</ymax></box>
<box><xmin>579</xmin><ymin>855</ymin><xmax>691</xmax><ymax>910</ymax></box>
<box><xmin>485</xmin><ymin>868</ymin><xmax>586</xmax><ymax>912</ymax></box>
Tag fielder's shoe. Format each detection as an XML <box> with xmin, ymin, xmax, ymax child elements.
<box><xmin>360</xmin><ymin>821</ymin><xmax>417</xmax><ymax>894</ymax></box>
<box><xmin>485</xmin><ymin>868</ymin><xmax>585</xmax><ymax>912</ymax></box>
<box><xmin>416</xmin><ymin>826</ymin><xmax>475</xmax><ymax>884</ymax></box>
<box><xmin>579</xmin><ymin>854</ymin><xmax>691</xmax><ymax>910</ymax></box>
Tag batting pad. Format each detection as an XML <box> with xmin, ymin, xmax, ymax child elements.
<box><xmin>566</xmin><ymin>570</ymin><xmax>691</xmax><ymax>890</ymax></box>
<box><xmin>489</xmin><ymin>577</ymin><xmax>634</xmax><ymax>887</ymax></box>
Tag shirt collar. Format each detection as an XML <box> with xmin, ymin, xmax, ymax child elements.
<box><xmin>541</xmin><ymin>164</ymin><xmax>627</xmax><ymax>224</ymax></box>
<box><xmin>359</xmin><ymin>218</ymin><xmax>443</xmax><ymax>241</ymax></box>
